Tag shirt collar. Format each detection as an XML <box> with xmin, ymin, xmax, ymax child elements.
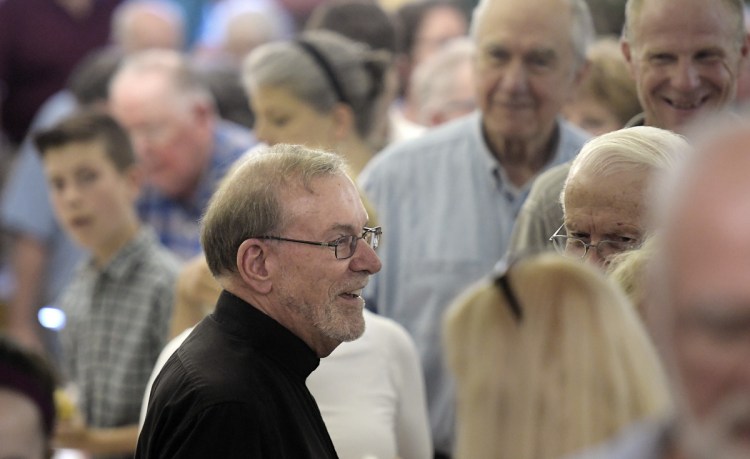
<box><xmin>82</xmin><ymin>226</ymin><xmax>155</xmax><ymax>281</ymax></box>
<box><xmin>211</xmin><ymin>290</ymin><xmax>321</xmax><ymax>380</ymax></box>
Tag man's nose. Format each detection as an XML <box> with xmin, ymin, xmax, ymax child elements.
<box><xmin>500</xmin><ymin>59</ymin><xmax>530</xmax><ymax>93</ymax></box>
<box><xmin>672</xmin><ymin>59</ymin><xmax>701</xmax><ymax>92</ymax></box>
<box><xmin>350</xmin><ymin>239</ymin><xmax>382</xmax><ymax>275</ymax></box>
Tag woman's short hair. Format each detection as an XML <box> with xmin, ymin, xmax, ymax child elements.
<box><xmin>444</xmin><ymin>253</ymin><xmax>670</xmax><ymax>459</ymax></box>
<box><xmin>242</xmin><ymin>30</ymin><xmax>390</xmax><ymax>139</ymax></box>
<box><xmin>201</xmin><ymin>143</ymin><xmax>347</xmax><ymax>276</ymax></box>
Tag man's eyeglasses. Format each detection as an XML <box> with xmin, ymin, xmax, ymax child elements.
<box><xmin>549</xmin><ymin>224</ymin><xmax>640</xmax><ymax>260</ymax></box>
<box><xmin>256</xmin><ymin>226</ymin><xmax>382</xmax><ymax>260</ymax></box>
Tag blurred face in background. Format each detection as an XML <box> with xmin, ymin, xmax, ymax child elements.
<box><xmin>622</xmin><ymin>0</ymin><xmax>747</xmax><ymax>132</ymax></box>
<box><xmin>250</xmin><ymin>84</ymin><xmax>341</xmax><ymax>150</ymax></box>
<box><xmin>474</xmin><ymin>0</ymin><xmax>585</xmax><ymax>146</ymax></box>
<box><xmin>662</xmin><ymin>132</ymin><xmax>750</xmax><ymax>459</ymax></box>
<box><xmin>564</xmin><ymin>95</ymin><xmax>623</xmax><ymax>136</ymax></box>
<box><xmin>109</xmin><ymin>71</ymin><xmax>213</xmax><ymax>199</ymax></box>
<box><xmin>411</xmin><ymin>5</ymin><xmax>468</xmax><ymax>66</ymax></box>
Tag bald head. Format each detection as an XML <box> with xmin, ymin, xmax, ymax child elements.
<box><xmin>650</xmin><ymin>115</ymin><xmax>750</xmax><ymax>458</ymax></box>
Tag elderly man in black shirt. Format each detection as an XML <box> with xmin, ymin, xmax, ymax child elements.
<box><xmin>137</xmin><ymin>144</ymin><xmax>383</xmax><ymax>458</ymax></box>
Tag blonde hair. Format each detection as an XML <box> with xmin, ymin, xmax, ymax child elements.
<box><xmin>607</xmin><ymin>235</ymin><xmax>659</xmax><ymax>319</ymax></box>
<box><xmin>444</xmin><ymin>253</ymin><xmax>671</xmax><ymax>459</ymax></box>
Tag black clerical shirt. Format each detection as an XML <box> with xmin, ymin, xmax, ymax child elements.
<box><xmin>136</xmin><ymin>290</ymin><xmax>339</xmax><ymax>458</ymax></box>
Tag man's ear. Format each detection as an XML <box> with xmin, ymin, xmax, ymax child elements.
<box><xmin>569</xmin><ymin>58</ymin><xmax>590</xmax><ymax>102</ymax></box>
<box><xmin>236</xmin><ymin>238</ymin><xmax>272</xmax><ymax>294</ymax></box>
<box><xmin>331</xmin><ymin>103</ymin><xmax>355</xmax><ymax>141</ymax></box>
<box><xmin>621</xmin><ymin>39</ymin><xmax>636</xmax><ymax>79</ymax></box>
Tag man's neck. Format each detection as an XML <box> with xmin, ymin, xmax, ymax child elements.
<box><xmin>484</xmin><ymin>124</ymin><xmax>559</xmax><ymax>188</ymax></box>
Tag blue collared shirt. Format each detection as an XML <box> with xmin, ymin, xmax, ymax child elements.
<box><xmin>137</xmin><ymin>120</ymin><xmax>256</xmax><ymax>260</ymax></box>
<box><xmin>359</xmin><ymin>111</ymin><xmax>588</xmax><ymax>454</ymax></box>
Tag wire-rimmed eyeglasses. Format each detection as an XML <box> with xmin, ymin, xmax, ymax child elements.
<box><xmin>548</xmin><ymin>224</ymin><xmax>640</xmax><ymax>261</ymax></box>
<box><xmin>255</xmin><ymin>226</ymin><xmax>382</xmax><ymax>260</ymax></box>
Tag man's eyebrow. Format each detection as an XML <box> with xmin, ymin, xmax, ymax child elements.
<box><xmin>327</xmin><ymin>223</ymin><xmax>358</xmax><ymax>235</ymax></box>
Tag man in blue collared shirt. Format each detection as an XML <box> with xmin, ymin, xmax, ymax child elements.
<box><xmin>109</xmin><ymin>49</ymin><xmax>256</xmax><ymax>260</ymax></box>
<box><xmin>358</xmin><ymin>0</ymin><xmax>593</xmax><ymax>455</ymax></box>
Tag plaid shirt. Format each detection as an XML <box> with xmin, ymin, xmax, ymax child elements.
<box><xmin>60</xmin><ymin>227</ymin><xmax>181</xmax><ymax>434</ymax></box>
<box><xmin>137</xmin><ymin>120</ymin><xmax>256</xmax><ymax>260</ymax></box>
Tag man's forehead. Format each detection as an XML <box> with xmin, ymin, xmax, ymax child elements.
<box><xmin>630</xmin><ymin>0</ymin><xmax>741</xmax><ymax>49</ymax></box>
<box><xmin>475</xmin><ymin>0</ymin><xmax>574</xmax><ymax>45</ymax></box>
<box><xmin>280</xmin><ymin>175</ymin><xmax>366</xmax><ymax>228</ymax></box>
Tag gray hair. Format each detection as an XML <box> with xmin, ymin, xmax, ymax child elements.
<box><xmin>201</xmin><ymin>144</ymin><xmax>347</xmax><ymax>276</ymax></box>
<box><xmin>470</xmin><ymin>0</ymin><xmax>594</xmax><ymax>69</ymax></box>
<box><xmin>110</xmin><ymin>49</ymin><xmax>214</xmax><ymax>110</ymax></box>
<box><xmin>623</xmin><ymin>0</ymin><xmax>746</xmax><ymax>49</ymax></box>
<box><xmin>111</xmin><ymin>0</ymin><xmax>186</xmax><ymax>51</ymax></box>
<box><xmin>561</xmin><ymin>126</ymin><xmax>688</xmax><ymax>210</ymax></box>
<box><xmin>242</xmin><ymin>30</ymin><xmax>390</xmax><ymax>138</ymax></box>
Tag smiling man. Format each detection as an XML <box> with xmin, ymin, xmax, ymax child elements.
<box><xmin>137</xmin><ymin>144</ymin><xmax>382</xmax><ymax>458</ymax></box>
<box><xmin>621</xmin><ymin>0</ymin><xmax>748</xmax><ymax>132</ymax></box>
<box><xmin>359</xmin><ymin>0</ymin><xmax>593</xmax><ymax>455</ymax></box>
<box><xmin>508</xmin><ymin>0</ymin><xmax>749</xmax><ymax>258</ymax></box>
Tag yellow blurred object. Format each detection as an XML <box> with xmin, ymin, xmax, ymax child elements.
<box><xmin>54</xmin><ymin>389</ymin><xmax>77</xmax><ymax>422</ymax></box>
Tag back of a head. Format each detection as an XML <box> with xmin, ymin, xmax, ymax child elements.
<box><xmin>396</xmin><ymin>0</ymin><xmax>467</xmax><ymax>58</ymax></box>
<box><xmin>306</xmin><ymin>0</ymin><xmax>398</xmax><ymax>54</ymax></box>
<box><xmin>110</xmin><ymin>49</ymin><xmax>214</xmax><ymax>110</ymax></box>
<box><xmin>111</xmin><ymin>0</ymin><xmax>186</xmax><ymax>53</ymax></box>
<box><xmin>66</xmin><ymin>46</ymin><xmax>125</xmax><ymax>107</ymax></box>
<box><xmin>444</xmin><ymin>253</ymin><xmax>670</xmax><ymax>459</ymax></box>
<box><xmin>242</xmin><ymin>30</ymin><xmax>390</xmax><ymax>139</ymax></box>
<box><xmin>584</xmin><ymin>0</ymin><xmax>626</xmax><ymax>37</ymax></box>
<box><xmin>201</xmin><ymin>144</ymin><xmax>346</xmax><ymax>277</ymax></box>
<box><xmin>0</xmin><ymin>334</ymin><xmax>57</xmax><ymax>458</ymax></box>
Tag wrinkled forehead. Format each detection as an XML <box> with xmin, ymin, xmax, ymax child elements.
<box><xmin>629</xmin><ymin>0</ymin><xmax>744</xmax><ymax>51</ymax></box>
<box><xmin>474</xmin><ymin>0</ymin><xmax>575</xmax><ymax>48</ymax></box>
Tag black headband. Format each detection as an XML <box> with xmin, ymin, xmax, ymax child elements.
<box><xmin>494</xmin><ymin>269</ymin><xmax>523</xmax><ymax>323</ymax></box>
<box><xmin>296</xmin><ymin>39</ymin><xmax>351</xmax><ymax>107</ymax></box>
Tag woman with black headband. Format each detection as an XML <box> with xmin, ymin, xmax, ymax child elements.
<box><xmin>443</xmin><ymin>253</ymin><xmax>671</xmax><ymax>459</ymax></box>
<box><xmin>242</xmin><ymin>29</ymin><xmax>391</xmax><ymax>178</ymax></box>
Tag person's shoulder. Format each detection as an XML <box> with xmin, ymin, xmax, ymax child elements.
<box><xmin>382</xmin><ymin>114</ymin><xmax>477</xmax><ymax>159</ymax></box>
<box><xmin>213</xmin><ymin>119</ymin><xmax>258</xmax><ymax>157</ymax></box>
<box><xmin>130</xmin><ymin>228</ymin><xmax>182</xmax><ymax>279</ymax></box>
<box><xmin>535</xmin><ymin>161</ymin><xmax>572</xmax><ymax>189</ymax></box>
<box><xmin>558</xmin><ymin>118</ymin><xmax>591</xmax><ymax>152</ymax></box>
<box><xmin>363</xmin><ymin>311</ymin><xmax>419</xmax><ymax>360</ymax></box>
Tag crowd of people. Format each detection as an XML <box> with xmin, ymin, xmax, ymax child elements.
<box><xmin>1</xmin><ymin>0</ymin><xmax>750</xmax><ymax>458</ymax></box>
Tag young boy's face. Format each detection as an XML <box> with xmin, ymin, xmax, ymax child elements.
<box><xmin>43</xmin><ymin>140</ymin><xmax>140</xmax><ymax>263</ymax></box>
